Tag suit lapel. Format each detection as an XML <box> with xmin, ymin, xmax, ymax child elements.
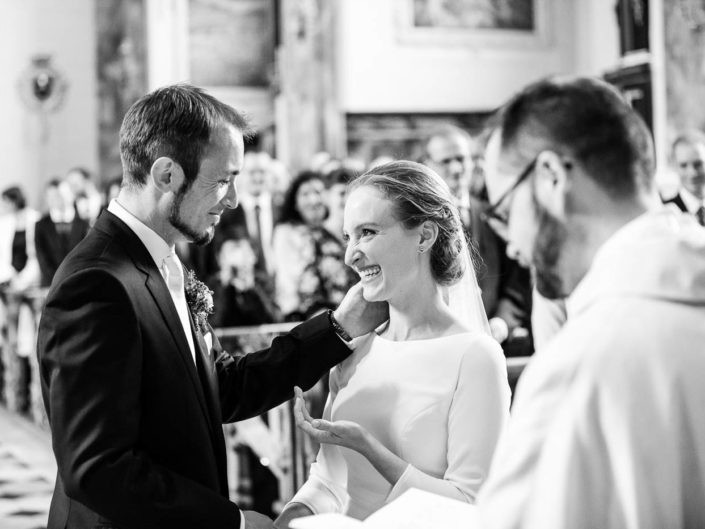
<box><xmin>94</xmin><ymin>212</ymin><xmax>213</xmax><ymax>423</ymax></box>
<box><xmin>190</xmin><ymin>314</ymin><xmax>229</xmax><ymax>494</ymax></box>
<box><xmin>190</xmin><ymin>315</ymin><xmax>221</xmax><ymax>423</ymax></box>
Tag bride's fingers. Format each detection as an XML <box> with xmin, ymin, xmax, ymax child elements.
<box><xmin>293</xmin><ymin>394</ymin><xmax>309</xmax><ymax>427</ymax></box>
<box><xmin>310</xmin><ymin>419</ymin><xmax>333</xmax><ymax>431</ymax></box>
<box><xmin>300</xmin><ymin>400</ymin><xmax>315</xmax><ymax>424</ymax></box>
<box><xmin>293</xmin><ymin>386</ymin><xmax>316</xmax><ymax>423</ymax></box>
<box><xmin>296</xmin><ymin>416</ymin><xmax>330</xmax><ymax>441</ymax></box>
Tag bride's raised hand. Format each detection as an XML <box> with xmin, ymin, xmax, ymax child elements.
<box><xmin>293</xmin><ymin>386</ymin><xmax>371</xmax><ymax>454</ymax></box>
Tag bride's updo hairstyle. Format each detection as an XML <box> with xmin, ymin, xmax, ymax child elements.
<box><xmin>349</xmin><ymin>160</ymin><xmax>470</xmax><ymax>286</ymax></box>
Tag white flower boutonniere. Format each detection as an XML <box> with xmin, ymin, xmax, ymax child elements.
<box><xmin>184</xmin><ymin>269</ymin><xmax>214</xmax><ymax>334</ymax></box>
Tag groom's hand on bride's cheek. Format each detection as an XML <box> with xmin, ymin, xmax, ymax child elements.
<box><xmin>243</xmin><ymin>510</ymin><xmax>274</xmax><ymax>529</ymax></box>
<box><xmin>334</xmin><ymin>282</ymin><xmax>388</xmax><ymax>338</ymax></box>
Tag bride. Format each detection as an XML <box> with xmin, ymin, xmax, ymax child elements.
<box><xmin>274</xmin><ymin>161</ymin><xmax>511</xmax><ymax>526</ymax></box>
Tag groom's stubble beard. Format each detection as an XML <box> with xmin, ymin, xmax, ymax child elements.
<box><xmin>168</xmin><ymin>181</ymin><xmax>213</xmax><ymax>246</ymax></box>
<box><xmin>531</xmin><ymin>191</ymin><xmax>568</xmax><ymax>300</ymax></box>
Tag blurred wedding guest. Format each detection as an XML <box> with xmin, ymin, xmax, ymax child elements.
<box><xmin>217</xmin><ymin>151</ymin><xmax>278</xmax><ymax>275</ymax></box>
<box><xmin>65</xmin><ymin>166</ymin><xmax>103</xmax><ymax>225</ymax></box>
<box><xmin>479</xmin><ymin>76</ymin><xmax>705</xmax><ymax>529</ymax></box>
<box><xmin>323</xmin><ymin>167</ymin><xmax>357</xmax><ymax>242</ymax></box>
<box><xmin>272</xmin><ymin>171</ymin><xmax>355</xmax><ymax>320</ymax></box>
<box><xmin>35</xmin><ymin>179</ymin><xmax>89</xmax><ymax>287</ymax></box>
<box><xmin>0</xmin><ymin>186</ymin><xmax>40</xmax><ymax>290</ymax></box>
<box><xmin>206</xmin><ymin>232</ymin><xmax>279</xmax><ymax>328</ymax></box>
<box><xmin>0</xmin><ymin>186</ymin><xmax>40</xmax><ymax>414</ymax></box>
<box><xmin>664</xmin><ymin>130</ymin><xmax>705</xmax><ymax>224</ymax></box>
<box><xmin>425</xmin><ymin>126</ymin><xmax>533</xmax><ymax>355</ymax></box>
<box><xmin>469</xmin><ymin>134</ymin><xmax>489</xmax><ymax>201</ymax></box>
<box><xmin>425</xmin><ymin>125</ymin><xmax>473</xmax><ymax>224</ymax></box>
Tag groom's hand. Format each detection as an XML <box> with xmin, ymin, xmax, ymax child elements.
<box><xmin>244</xmin><ymin>510</ymin><xmax>274</xmax><ymax>529</ymax></box>
<box><xmin>334</xmin><ymin>282</ymin><xmax>388</xmax><ymax>338</ymax></box>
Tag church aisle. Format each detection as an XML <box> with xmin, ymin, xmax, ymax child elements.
<box><xmin>0</xmin><ymin>407</ymin><xmax>55</xmax><ymax>529</ymax></box>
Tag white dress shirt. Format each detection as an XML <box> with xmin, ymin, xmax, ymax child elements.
<box><xmin>107</xmin><ymin>200</ymin><xmax>196</xmax><ymax>363</ymax></box>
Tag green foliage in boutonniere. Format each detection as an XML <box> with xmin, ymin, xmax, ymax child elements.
<box><xmin>184</xmin><ymin>269</ymin><xmax>214</xmax><ymax>334</ymax></box>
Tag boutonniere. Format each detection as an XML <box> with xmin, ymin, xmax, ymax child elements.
<box><xmin>184</xmin><ymin>269</ymin><xmax>214</xmax><ymax>334</ymax></box>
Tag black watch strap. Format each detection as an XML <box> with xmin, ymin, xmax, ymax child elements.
<box><xmin>328</xmin><ymin>309</ymin><xmax>352</xmax><ymax>342</ymax></box>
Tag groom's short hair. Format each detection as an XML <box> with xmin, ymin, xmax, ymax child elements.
<box><xmin>119</xmin><ymin>84</ymin><xmax>251</xmax><ymax>189</ymax></box>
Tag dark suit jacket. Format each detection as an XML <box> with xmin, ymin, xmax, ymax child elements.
<box><xmin>34</xmin><ymin>214</ymin><xmax>89</xmax><ymax>287</ymax></box>
<box><xmin>467</xmin><ymin>197</ymin><xmax>533</xmax><ymax>354</ymax></box>
<box><xmin>37</xmin><ymin>211</ymin><xmax>351</xmax><ymax>529</ymax></box>
<box><xmin>216</xmin><ymin>197</ymin><xmax>279</xmax><ymax>272</ymax></box>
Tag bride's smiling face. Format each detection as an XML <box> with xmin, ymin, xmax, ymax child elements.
<box><xmin>343</xmin><ymin>186</ymin><xmax>423</xmax><ymax>303</ymax></box>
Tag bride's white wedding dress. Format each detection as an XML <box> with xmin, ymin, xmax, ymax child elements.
<box><xmin>288</xmin><ymin>330</ymin><xmax>510</xmax><ymax>520</ymax></box>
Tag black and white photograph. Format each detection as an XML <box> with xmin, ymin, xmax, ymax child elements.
<box><xmin>0</xmin><ymin>1</ymin><xmax>704</xmax><ymax>528</ymax></box>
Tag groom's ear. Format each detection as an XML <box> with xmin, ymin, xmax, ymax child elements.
<box><xmin>150</xmin><ymin>157</ymin><xmax>185</xmax><ymax>194</ymax></box>
<box><xmin>418</xmin><ymin>220</ymin><xmax>439</xmax><ymax>248</ymax></box>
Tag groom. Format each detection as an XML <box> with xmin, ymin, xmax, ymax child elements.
<box><xmin>37</xmin><ymin>84</ymin><xmax>385</xmax><ymax>529</ymax></box>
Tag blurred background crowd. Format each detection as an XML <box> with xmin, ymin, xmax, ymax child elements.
<box><xmin>2</xmin><ymin>0</ymin><xmax>705</xmax><ymax>522</ymax></box>
<box><xmin>0</xmin><ymin>126</ymin><xmax>536</xmax><ymax>354</ymax></box>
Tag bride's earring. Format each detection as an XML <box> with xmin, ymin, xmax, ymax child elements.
<box><xmin>418</xmin><ymin>246</ymin><xmax>426</xmax><ymax>253</ymax></box>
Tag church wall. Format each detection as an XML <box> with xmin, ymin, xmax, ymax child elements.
<box><xmin>336</xmin><ymin>0</ymin><xmax>620</xmax><ymax>114</ymax></box>
<box><xmin>0</xmin><ymin>0</ymin><xmax>98</xmax><ymax>209</ymax></box>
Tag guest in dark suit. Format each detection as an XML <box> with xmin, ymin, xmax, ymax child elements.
<box><xmin>37</xmin><ymin>84</ymin><xmax>386</xmax><ymax>529</ymax></box>
<box><xmin>424</xmin><ymin>126</ymin><xmax>533</xmax><ymax>354</ymax></box>
<box><xmin>469</xmin><ymin>197</ymin><xmax>533</xmax><ymax>356</ymax></box>
<box><xmin>34</xmin><ymin>179</ymin><xmax>89</xmax><ymax>287</ymax></box>
<box><xmin>663</xmin><ymin>130</ymin><xmax>705</xmax><ymax>225</ymax></box>
<box><xmin>216</xmin><ymin>151</ymin><xmax>279</xmax><ymax>277</ymax></box>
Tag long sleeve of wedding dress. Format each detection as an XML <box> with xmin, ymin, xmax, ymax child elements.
<box><xmin>288</xmin><ymin>332</ymin><xmax>511</xmax><ymax>520</ymax></box>
<box><xmin>384</xmin><ymin>339</ymin><xmax>510</xmax><ymax>504</ymax></box>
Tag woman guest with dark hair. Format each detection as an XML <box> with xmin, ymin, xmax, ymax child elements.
<box><xmin>0</xmin><ymin>185</ymin><xmax>41</xmax><ymax>289</ymax></box>
<box><xmin>272</xmin><ymin>171</ymin><xmax>356</xmax><ymax>321</ymax></box>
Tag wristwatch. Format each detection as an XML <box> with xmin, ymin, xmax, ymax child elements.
<box><xmin>327</xmin><ymin>309</ymin><xmax>352</xmax><ymax>342</ymax></box>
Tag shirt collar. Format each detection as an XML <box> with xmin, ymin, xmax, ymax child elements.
<box><xmin>679</xmin><ymin>188</ymin><xmax>705</xmax><ymax>214</ymax></box>
<box><xmin>107</xmin><ymin>199</ymin><xmax>174</xmax><ymax>269</ymax></box>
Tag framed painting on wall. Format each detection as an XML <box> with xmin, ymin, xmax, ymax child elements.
<box><xmin>397</xmin><ymin>0</ymin><xmax>552</xmax><ymax>48</ymax></box>
<box><xmin>188</xmin><ymin>0</ymin><xmax>275</xmax><ymax>87</ymax></box>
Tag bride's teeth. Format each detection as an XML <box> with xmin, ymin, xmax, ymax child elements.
<box><xmin>360</xmin><ymin>266</ymin><xmax>380</xmax><ymax>278</ymax></box>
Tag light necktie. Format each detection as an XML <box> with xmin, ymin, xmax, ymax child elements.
<box><xmin>162</xmin><ymin>252</ymin><xmax>195</xmax><ymax>362</ymax></box>
<box><xmin>162</xmin><ymin>253</ymin><xmax>184</xmax><ymax>299</ymax></box>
